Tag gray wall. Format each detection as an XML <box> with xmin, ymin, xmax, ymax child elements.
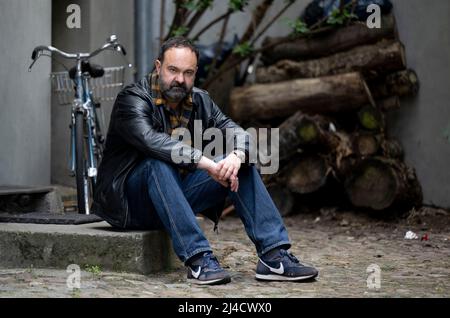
<box><xmin>51</xmin><ymin>0</ymin><xmax>135</xmax><ymax>186</ymax></box>
<box><xmin>389</xmin><ymin>0</ymin><xmax>450</xmax><ymax>207</ymax></box>
<box><xmin>0</xmin><ymin>0</ymin><xmax>52</xmax><ymax>186</ymax></box>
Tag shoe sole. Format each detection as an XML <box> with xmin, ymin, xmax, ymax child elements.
<box><xmin>187</xmin><ymin>276</ymin><xmax>231</xmax><ymax>285</ymax></box>
<box><xmin>255</xmin><ymin>273</ymin><xmax>318</xmax><ymax>281</ymax></box>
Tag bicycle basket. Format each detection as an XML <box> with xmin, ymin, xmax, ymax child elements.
<box><xmin>51</xmin><ymin>66</ymin><xmax>125</xmax><ymax>106</ymax></box>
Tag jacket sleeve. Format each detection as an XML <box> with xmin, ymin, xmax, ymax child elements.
<box><xmin>113</xmin><ymin>93</ymin><xmax>202</xmax><ymax>170</ymax></box>
<box><xmin>209</xmin><ymin>99</ymin><xmax>253</xmax><ymax>164</ymax></box>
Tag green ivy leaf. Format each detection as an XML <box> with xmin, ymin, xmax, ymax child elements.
<box><xmin>232</xmin><ymin>42</ymin><xmax>254</xmax><ymax>57</ymax></box>
<box><xmin>171</xmin><ymin>26</ymin><xmax>189</xmax><ymax>37</ymax></box>
<box><xmin>327</xmin><ymin>8</ymin><xmax>357</xmax><ymax>25</ymax></box>
<box><xmin>229</xmin><ymin>0</ymin><xmax>249</xmax><ymax>12</ymax></box>
<box><xmin>286</xmin><ymin>19</ymin><xmax>309</xmax><ymax>35</ymax></box>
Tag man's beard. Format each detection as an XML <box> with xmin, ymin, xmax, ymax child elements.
<box><xmin>159</xmin><ymin>75</ymin><xmax>192</xmax><ymax>103</ymax></box>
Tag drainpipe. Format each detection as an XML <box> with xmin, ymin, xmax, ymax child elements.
<box><xmin>134</xmin><ymin>0</ymin><xmax>155</xmax><ymax>81</ymax></box>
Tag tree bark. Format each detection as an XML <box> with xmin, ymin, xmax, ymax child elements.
<box><xmin>344</xmin><ymin>157</ymin><xmax>422</xmax><ymax>210</ymax></box>
<box><xmin>377</xmin><ymin>96</ymin><xmax>401</xmax><ymax>112</ymax></box>
<box><xmin>381</xmin><ymin>138</ymin><xmax>404</xmax><ymax>159</ymax></box>
<box><xmin>369</xmin><ymin>69</ymin><xmax>419</xmax><ymax>99</ymax></box>
<box><xmin>256</xmin><ymin>40</ymin><xmax>406</xmax><ymax>83</ymax></box>
<box><xmin>229</xmin><ymin>72</ymin><xmax>374</xmax><ymax>121</ymax></box>
<box><xmin>260</xmin><ymin>14</ymin><xmax>397</xmax><ymax>65</ymax></box>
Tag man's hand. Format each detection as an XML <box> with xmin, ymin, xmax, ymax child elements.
<box><xmin>217</xmin><ymin>153</ymin><xmax>242</xmax><ymax>192</ymax></box>
<box><xmin>197</xmin><ymin>155</ymin><xmax>242</xmax><ymax>192</ymax></box>
<box><xmin>198</xmin><ymin>156</ymin><xmax>229</xmax><ymax>188</ymax></box>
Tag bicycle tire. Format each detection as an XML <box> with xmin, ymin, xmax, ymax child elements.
<box><xmin>75</xmin><ymin>111</ymin><xmax>92</xmax><ymax>214</ymax></box>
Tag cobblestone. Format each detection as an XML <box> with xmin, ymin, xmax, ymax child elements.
<box><xmin>0</xmin><ymin>210</ymin><xmax>449</xmax><ymax>298</ymax></box>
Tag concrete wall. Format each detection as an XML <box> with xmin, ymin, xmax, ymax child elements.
<box><xmin>389</xmin><ymin>0</ymin><xmax>450</xmax><ymax>207</ymax></box>
<box><xmin>0</xmin><ymin>0</ymin><xmax>52</xmax><ymax>186</ymax></box>
<box><xmin>51</xmin><ymin>0</ymin><xmax>134</xmax><ymax>186</ymax></box>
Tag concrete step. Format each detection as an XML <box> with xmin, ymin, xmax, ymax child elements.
<box><xmin>0</xmin><ymin>185</ymin><xmax>64</xmax><ymax>214</ymax></box>
<box><xmin>0</xmin><ymin>221</ymin><xmax>182</xmax><ymax>274</ymax></box>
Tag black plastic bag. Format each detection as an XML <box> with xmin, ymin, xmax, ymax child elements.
<box><xmin>195</xmin><ymin>35</ymin><xmax>239</xmax><ymax>86</ymax></box>
<box><xmin>301</xmin><ymin>0</ymin><xmax>393</xmax><ymax>27</ymax></box>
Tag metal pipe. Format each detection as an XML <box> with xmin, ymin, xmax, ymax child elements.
<box><xmin>134</xmin><ymin>0</ymin><xmax>155</xmax><ymax>81</ymax></box>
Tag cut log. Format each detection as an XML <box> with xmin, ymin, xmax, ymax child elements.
<box><xmin>261</xmin><ymin>14</ymin><xmax>396</xmax><ymax>65</ymax></box>
<box><xmin>350</xmin><ymin>133</ymin><xmax>403</xmax><ymax>158</ymax></box>
<box><xmin>277</xmin><ymin>111</ymin><xmax>338</xmax><ymax>160</ymax></box>
<box><xmin>381</xmin><ymin>138</ymin><xmax>404</xmax><ymax>159</ymax></box>
<box><xmin>358</xmin><ymin>105</ymin><xmax>385</xmax><ymax>131</ymax></box>
<box><xmin>230</xmin><ymin>72</ymin><xmax>374</xmax><ymax>121</ymax></box>
<box><xmin>256</xmin><ymin>40</ymin><xmax>406</xmax><ymax>83</ymax></box>
<box><xmin>267</xmin><ymin>184</ymin><xmax>295</xmax><ymax>217</ymax></box>
<box><xmin>286</xmin><ymin>154</ymin><xmax>331</xmax><ymax>194</ymax></box>
<box><xmin>369</xmin><ymin>69</ymin><xmax>419</xmax><ymax>99</ymax></box>
<box><xmin>344</xmin><ymin>157</ymin><xmax>422</xmax><ymax>210</ymax></box>
<box><xmin>352</xmin><ymin>132</ymin><xmax>382</xmax><ymax>157</ymax></box>
<box><xmin>377</xmin><ymin>96</ymin><xmax>401</xmax><ymax>112</ymax></box>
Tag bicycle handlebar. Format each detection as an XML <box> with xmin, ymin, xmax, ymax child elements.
<box><xmin>29</xmin><ymin>35</ymin><xmax>131</xmax><ymax>71</ymax></box>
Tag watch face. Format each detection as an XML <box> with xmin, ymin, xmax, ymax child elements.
<box><xmin>194</xmin><ymin>152</ymin><xmax>202</xmax><ymax>162</ymax></box>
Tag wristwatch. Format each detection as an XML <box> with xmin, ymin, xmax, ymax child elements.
<box><xmin>232</xmin><ymin>150</ymin><xmax>246</xmax><ymax>163</ymax></box>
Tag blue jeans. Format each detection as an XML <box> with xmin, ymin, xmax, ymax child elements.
<box><xmin>125</xmin><ymin>157</ymin><xmax>291</xmax><ymax>263</ymax></box>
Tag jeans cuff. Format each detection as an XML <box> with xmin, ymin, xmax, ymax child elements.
<box><xmin>184</xmin><ymin>247</ymin><xmax>213</xmax><ymax>264</ymax></box>
<box><xmin>259</xmin><ymin>241</ymin><xmax>291</xmax><ymax>257</ymax></box>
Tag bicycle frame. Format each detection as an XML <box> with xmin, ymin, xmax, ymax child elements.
<box><xmin>29</xmin><ymin>35</ymin><xmax>130</xmax><ymax>215</ymax></box>
<box><xmin>68</xmin><ymin>59</ymin><xmax>99</xmax><ymax>214</ymax></box>
<box><xmin>69</xmin><ymin>62</ymin><xmax>100</xmax><ymax>179</ymax></box>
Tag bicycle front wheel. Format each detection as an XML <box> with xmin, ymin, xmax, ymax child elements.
<box><xmin>75</xmin><ymin>111</ymin><xmax>94</xmax><ymax>214</ymax></box>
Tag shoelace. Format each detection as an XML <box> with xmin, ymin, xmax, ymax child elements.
<box><xmin>280</xmin><ymin>249</ymin><xmax>300</xmax><ymax>265</ymax></box>
<box><xmin>202</xmin><ymin>253</ymin><xmax>221</xmax><ymax>271</ymax></box>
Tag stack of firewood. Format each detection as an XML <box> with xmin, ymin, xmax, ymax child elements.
<box><xmin>229</xmin><ymin>14</ymin><xmax>423</xmax><ymax>216</ymax></box>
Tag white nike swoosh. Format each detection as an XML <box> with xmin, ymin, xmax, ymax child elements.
<box><xmin>191</xmin><ymin>267</ymin><xmax>201</xmax><ymax>279</ymax></box>
<box><xmin>260</xmin><ymin>259</ymin><xmax>284</xmax><ymax>274</ymax></box>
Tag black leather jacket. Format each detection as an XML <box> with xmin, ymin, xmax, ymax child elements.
<box><xmin>92</xmin><ymin>77</ymin><xmax>250</xmax><ymax>228</ymax></box>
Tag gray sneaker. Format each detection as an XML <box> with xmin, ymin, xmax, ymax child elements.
<box><xmin>187</xmin><ymin>252</ymin><xmax>231</xmax><ymax>285</ymax></box>
<box><xmin>255</xmin><ymin>248</ymin><xmax>318</xmax><ymax>281</ymax></box>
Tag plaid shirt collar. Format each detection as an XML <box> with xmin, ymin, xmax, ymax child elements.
<box><xmin>149</xmin><ymin>71</ymin><xmax>193</xmax><ymax>135</ymax></box>
<box><xmin>149</xmin><ymin>71</ymin><xmax>193</xmax><ymax>112</ymax></box>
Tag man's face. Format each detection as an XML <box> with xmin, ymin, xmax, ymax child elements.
<box><xmin>155</xmin><ymin>47</ymin><xmax>197</xmax><ymax>104</ymax></box>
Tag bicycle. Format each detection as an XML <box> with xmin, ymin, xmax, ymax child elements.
<box><xmin>29</xmin><ymin>35</ymin><xmax>131</xmax><ymax>215</ymax></box>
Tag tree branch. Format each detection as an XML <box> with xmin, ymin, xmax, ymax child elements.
<box><xmin>164</xmin><ymin>0</ymin><xmax>190</xmax><ymax>40</ymax></box>
<box><xmin>202</xmin><ymin>0</ymin><xmax>274</xmax><ymax>88</ymax></box>
<box><xmin>185</xmin><ymin>5</ymin><xmax>210</xmax><ymax>35</ymax></box>
<box><xmin>240</xmin><ymin>0</ymin><xmax>274</xmax><ymax>44</ymax></box>
<box><xmin>208</xmin><ymin>12</ymin><xmax>230</xmax><ymax>76</ymax></box>
<box><xmin>202</xmin><ymin>24</ymin><xmax>334</xmax><ymax>89</ymax></box>
<box><xmin>250</xmin><ymin>0</ymin><xmax>296</xmax><ymax>46</ymax></box>
<box><xmin>192</xmin><ymin>9</ymin><xmax>233</xmax><ymax>41</ymax></box>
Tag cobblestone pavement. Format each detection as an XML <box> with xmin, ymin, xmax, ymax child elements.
<box><xmin>0</xmin><ymin>208</ymin><xmax>449</xmax><ymax>298</ymax></box>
